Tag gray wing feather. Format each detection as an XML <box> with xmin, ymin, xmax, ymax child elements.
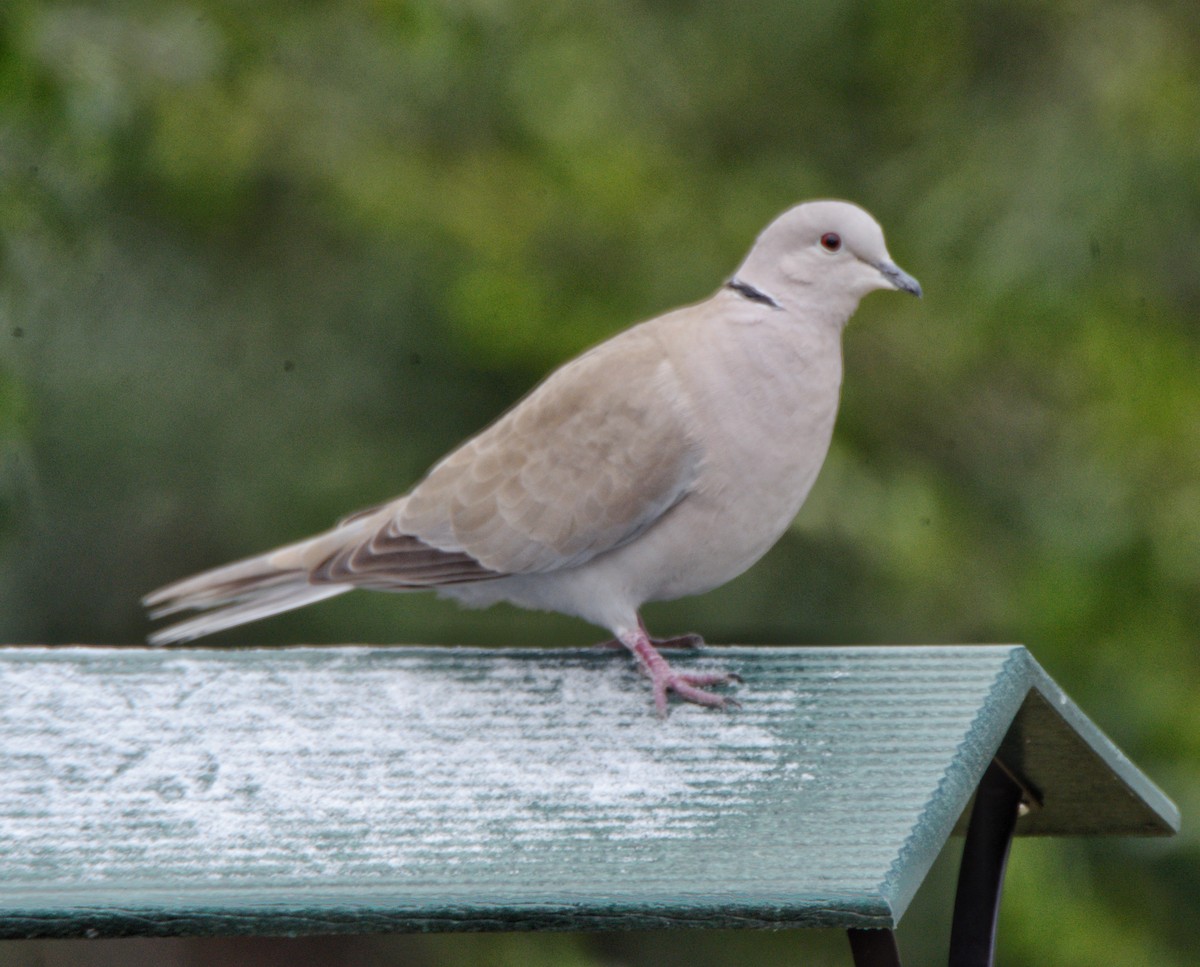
<box><xmin>328</xmin><ymin>326</ymin><xmax>702</xmax><ymax>581</ymax></box>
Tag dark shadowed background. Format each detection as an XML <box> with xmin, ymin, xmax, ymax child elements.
<box><xmin>2</xmin><ymin>1</ymin><xmax>1197</xmax><ymax>964</ymax></box>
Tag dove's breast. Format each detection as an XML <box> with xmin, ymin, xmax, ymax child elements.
<box><xmin>437</xmin><ymin>299</ymin><xmax>846</xmax><ymax>630</ymax></box>
<box><xmin>623</xmin><ymin>306</ymin><xmax>845</xmax><ymax>601</ymax></box>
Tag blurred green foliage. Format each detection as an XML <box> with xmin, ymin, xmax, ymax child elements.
<box><xmin>1</xmin><ymin>1</ymin><xmax>1198</xmax><ymax>965</ymax></box>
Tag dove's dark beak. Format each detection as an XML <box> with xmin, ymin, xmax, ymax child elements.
<box><xmin>878</xmin><ymin>260</ymin><xmax>922</xmax><ymax>298</ymax></box>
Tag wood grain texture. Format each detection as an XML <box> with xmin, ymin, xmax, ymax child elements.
<box><xmin>0</xmin><ymin>645</ymin><xmax>1178</xmax><ymax>940</ymax></box>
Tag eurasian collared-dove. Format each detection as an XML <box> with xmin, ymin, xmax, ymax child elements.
<box><xmin>144</xmin><ymin>200</ymin><xmax>920</xmax><ymax>712</ymax></box>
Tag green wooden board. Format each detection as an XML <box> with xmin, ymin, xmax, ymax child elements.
<box><xmin>0</xmin><ymin>644</ymin><xmax>1178</xmax><ymax>940</ymax></box>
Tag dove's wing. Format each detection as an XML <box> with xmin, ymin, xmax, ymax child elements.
<box><xmin>311</xmin><ymin>323</ymin><xmax>704</xmax><ymax>586</ymax></box>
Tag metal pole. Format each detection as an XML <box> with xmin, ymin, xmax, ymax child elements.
<box><xmin>948</xmin><ymin>760</ymin><xmax>1023</xmax><ymax>967</ymax></box>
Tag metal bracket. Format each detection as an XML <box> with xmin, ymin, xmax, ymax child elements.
<box><xmin>947</xmin><ymin>759</ymin><xmax>1024</xmax><ymax>967</ymax></box>
<box><xmin>848</xmin><ymin>927</ymin><xmax>903</xmax><ymax>967</ymax></box>
<box><xmin>846</xmin><ymin>758</ymin><xmax>1025</xmax><ymax>967</ymax></box>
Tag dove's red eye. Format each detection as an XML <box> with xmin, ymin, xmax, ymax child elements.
<box><xmin>820</xmin><ymin>232</ymin><xmax>842</xmax><ymax>252</ymax></box>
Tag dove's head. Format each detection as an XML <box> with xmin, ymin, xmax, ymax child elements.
<box><xmin>735</xmin><ymin>200</ymin><xmax>921</xmax><ymax>320</ymax></box>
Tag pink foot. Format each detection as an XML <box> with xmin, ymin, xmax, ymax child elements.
<box><xmin>648</xmin><ymin>667</ymin><xmax>742</xmax><ymax>714</ymax></box>
<box><xmin>619</xmin><ymin>624</ymin><xmax>740</xmax><ymax>715</ymax></box>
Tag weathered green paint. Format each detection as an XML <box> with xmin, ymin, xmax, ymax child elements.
<box><xmin>0</xmin><ymin>645</ymin><xmax>1178</xmax><ymax>940</ymax></box>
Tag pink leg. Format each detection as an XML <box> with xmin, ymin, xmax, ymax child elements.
<box><xmin>593</xmin><ymin>631</ymin><xmax>705</xmax><ymax>651</ymax></box>
<box><xmin>617</xmin><ymin>619</ymin><xmax>740</xmax><ymax>715</ymax></box>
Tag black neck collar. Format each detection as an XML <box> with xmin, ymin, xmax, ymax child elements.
<box><xmin>726</xmin><ymin>277</ymin><xmax>782</xmax><ymax>309</ymax></box>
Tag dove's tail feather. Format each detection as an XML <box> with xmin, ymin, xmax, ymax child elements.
<box><xmin>145</xmin><ymin>582</ymin><xmax>349</xmax><ymax>646</ymax></box>
<box><xmin>142</xmin><ymin>493</ymin><xmax>510</xmax><ymax>644</ymax></box>
<box><xmin>143</xmin><ymin>531</ymin><xmax>360</xmax><ymax>646</ymax></box>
